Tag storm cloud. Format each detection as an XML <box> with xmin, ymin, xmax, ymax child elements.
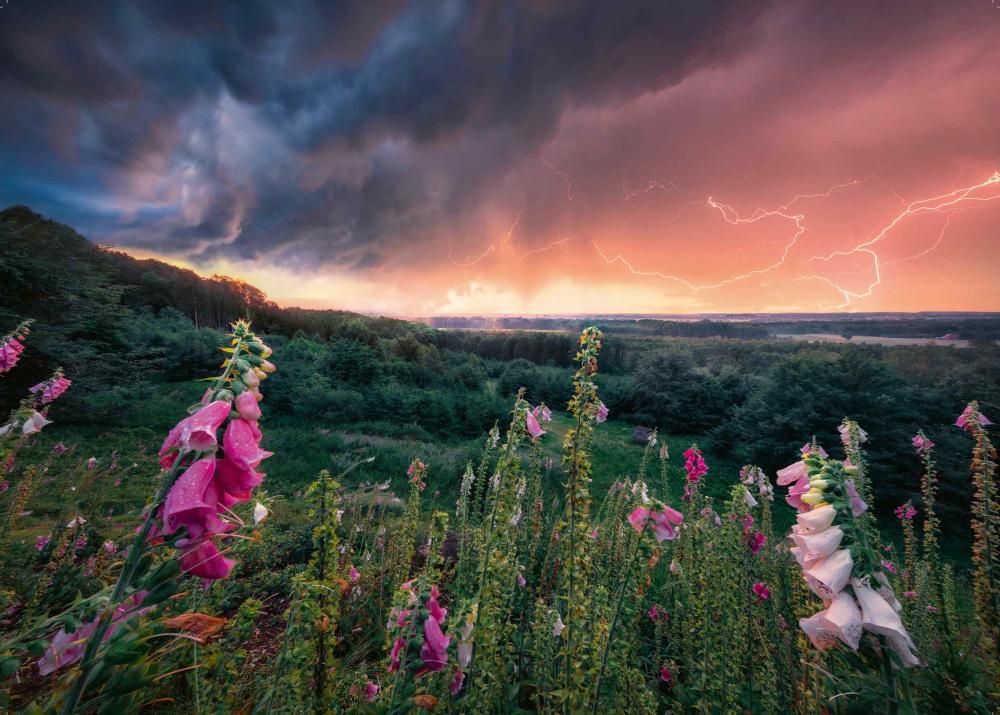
<box><xmin>2</xmin><ymin>0</ymin><xmax>999</xmax><ymax>314</ymax></box>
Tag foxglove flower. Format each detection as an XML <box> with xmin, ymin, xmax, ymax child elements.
<box><xmin>596</xmin><ymin>401</ymin><xmax>609</xmax><ymax>423</ymax></box>
<box><xmin>911</xmin><ymin>434</ymin><xmax>934</xmax><ymax>453</ymax></box>
<box><xmin>956</xmin><ymin>403</ymin><xmax>992</xmax><ymax>432</ymax></box>
<box><xmin>525</xmin><ymin>409</ymin><xmax>545</xmax><ymax>439</ymax></box>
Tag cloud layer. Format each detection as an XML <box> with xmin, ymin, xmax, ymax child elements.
<box><xmin>3</xmin><ymin>0</ymin><xmax>999</xmax><ymax>314</ymax></box>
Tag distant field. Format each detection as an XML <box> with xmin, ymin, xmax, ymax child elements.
<box><xmin>774</xmin><ymin>332</ymin><xmax>973</xmax><ymax>347</ymax></box>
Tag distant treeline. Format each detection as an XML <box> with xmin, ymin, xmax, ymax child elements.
<box><xmin>426</xmin><ymin>314</ymin><xmax>1000</xmax><ymax>342</ymax></box>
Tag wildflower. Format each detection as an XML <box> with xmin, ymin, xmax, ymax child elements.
<box><xmin>927</xmin><ymin>605</ymin><xmax>939</xmax><ymax>614</ymax></box>
<box><xmin>450</xmin><ymin>670</ymin><xmax>466</xmax><ymax>695</ymax></box>
<box><xmin>799</xmin><ymin>590</ymin><xmax>863</xmax><ymax>651</ymax></box>
<box><xmin>65</xmin><ymin>516</ymin><xmax>86</xmax><ymax>528</ymax></box>
<box><xmin>534</xmin><ymin>404</ymin><xmax>553</xmax><ymax>422</ymax></box>
<box><xmin>596</xmin><ymin>401</ymin><xmax>609</xmax><ymax>423</ymax></box>
<box><xmin>38</xmin><ymin>591</ymin><xmax>149</xmax><ymax>675</ymax></box>
<box><xmin>35</xmin><ymin>535</ymin><xmax>50</xmax><ymax>551</ymax></box>
<box><xmin>87</xmin><ymin>457</ymin><xmax>97</xmax><ymax>470</ymax></box>
<box><xmin>648</xmin><ymin>604</ymin><xmax>667</xmax><ymax>621</ymax></box>
<box><xmin>102</xmin><ymin>540</ymin><xmax>117</xmax><ymax>555</ymax></box>
<box><xmin>525</xmin><ymin>409</ymin><xmax>545</xmax><ymax>439</ymax></box>
<box><xmin>73</xmin><ymin>537</ymin><xmax>87</xmax><ymax>551</ymax></box>
<box><xmin>852</xmin><ymin>577</ymin><xmax>919</xmax><ymax>666</ymax></box>
<box><xmin>844</xmin><ymin>478</ymin><xmax>867</xmax><ymax>517</ymax></box>
<box><xmin>52</xmin><ymin>443</ymin><xmax>67</xmax><ymax>455</ymax></box>
<box><xmin>659</xmin><ymin>444</ymin><xmax>669</xmax><ymax>460</ymax></box>
<box><xmin>838</xmin><ymin>423</ymin><xmax>867</xmax><ymax>446</ymax></box>
<box><xmin>752</xmin><ymin>582</ymin><xmax>771</xmax><ymax>600</ymax></box>
<box><xmin>903</xmin><ymin>591</ymin><xmax>917</xmax><ymax>599</ymax></box>
<box><xmin>911</xmin><ymin>434</ymin><xmax>935</xmax><ymax>453</ymax></box>
<box><xmin>881</xmin><ymin>559</ymin><xmax>897</xmax><ymax>574</ymax></box>
<box><xmin>158</xmin><ymin>400</ymin><xmax>233</xmax><ymax>469</ymax></box>
<box><xmin>0</xmin><ymin>334</ymin><xmax>25</xmax><ymax>374</ymax></box>
<box><xmin>801</xmin><ymin>443</ymin><xmax>828</xmax><ymax>458</ymax></box>
<box><xmin>552</xmin><ymin>613</ymin><xmax>565</xmax><ymax>637</ymax></box>
<box><xmin>747</xmin><ymin>530</ymin><xmax>767</xmax><ymax>555</ymax></box>
<box><xmin>364</xmin><ymin>681</ymin><xmax>380</xmax><ymax>701</ymax></box>
<box><xmin>30</xmin><ymin>376</ymin><xmax>72</xmax><ymax>404</ymax></box>
<box><xmin>252</xmin><ymin>502</ymin><xmax>269</xmax><ymax>525</ymax></box>
<box><xmin>388</xmin><ymin>638</ymin><xmax>405</xmax><ymax>672</ymax></box>
<box><xmin>894</xmin><ymin>504</ymin><xmax>917</xmax><ymax>521</ymax></box>
<box><xmin>21</xmin><ymin>411</ymin><xmax>52</xmax><ymax>435</ymax></box>
<box><xmin>0</xmin><ymin>480</ymin><xmax>7</xmax><ymax>494</ymax></box>
<box><xmin>744</xmin><ymin>488</ymin><xmax>758</xmax><ymax>508</ymax></box>
<box><xmin>235</xmin><ymin>390</ymin><xmax>262</xmax><ymax>421</ymax></box>
<box><xmin>416</xmin><ymin>615</ymin><xmax>451</xmax><ymax>676</ymax></box>
<box><xmin>682</xmin><ymin>446</ymin><xmax>707</xmax><ymax>483</ymax></box>
<box><xmin>955</xmin><ymin>403</ymin><xmax>992</xmax><ymax>432</ymax></box>
<box><xmin>628</xmin><ymin>505</ymin><xmax>684</xmax><ymax>542</ymax></box>
<box><xmin>660</xmin><ymin>666</ymin><xmax>672</xmax><ymax>682</ymax></box>
<box><xmin>408</xmin><ymin>459</ymin><xmax>428</xmax><ymax>490</ymax></box>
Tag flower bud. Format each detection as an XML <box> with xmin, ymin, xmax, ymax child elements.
<box><xmin>801</xmin><ymin>489</ymin><xmax>826</xmax><ymax>505</ymax></box>
<box><xmin>809</xmin><ymin>478</ymin><xmax>830</xmax><ymax>490</ymax></box>
<box><xmin>260</xmin><ymin>359</ymin><xmax>276</xmax><ymax>373</ymax></box>
<box><xmin>843</xmin><ymin>466</ymin><xmax>859</xmax><ymax>476</ymax></box>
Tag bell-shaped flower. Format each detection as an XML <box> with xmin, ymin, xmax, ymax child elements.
<box><xmin>180</xmin><ymin>540</ymin><xmax>235</xmax><ymax>581</ymax></box>
<box><xmin>844</xmin><ymin>478</ymin><xmax>868</xmax><ymax>516</ymax></box>
<box><xmin>235</xmin><ymin>391</ymin><xmax>262</xmax><ymax>421</ymax></box>
<box><xmin>956</xmin><ymin>404</ymin><xmax>992</xmax><ymax>432</ymax></box>
<box><xmin>793</xmin><ymin>504</ymin><xmax>837</xmax><ymax>534</ymax></box>
<box><xmin>596</xmin><ymin>401</ymin><xmax>609</xmax><ymax>423</ymax></box>
<box><xmin>525</xmin><ymin>410</ymin><xmax>545</xmax><ymax>439</ymax></box>
<box><xmin>628</xmin><ymin>507</ymin><xmax>649</xmax><ymax>532</ymax></box>
<box><xmin>252</xmin><ymin>502</ymin><xmax>269</xmax><ymax>525</ymax></box>
<box><xmin>776</xmin><ymin>460</ymin><xmax>808</xmax><ymax>486</ymax></box>
<box><xmin>912</xmin><ymin>434</ymin><xmax>934</xmax><ymax>453</ymax></box>
<box><xmin>163</xmin><ymin>457</ymin><xmax>231</xmax><ymax>541</ymax></box>
<box><xmin>223</xmin><ymin>418</ymin><xmax>272</xmax><ymax>469</ymax></box>
<box><xmin>648</xmin><ymin>506</ymin><xmax>684</xmax><ymax>542</ymax></box>
<box><xmin>427</xmin><ymin>592</ymin><xmax>448</xmax><ymax>623</ymax></box>
<box><xmin>803</xmin><ymin>548</ymin><xmax>853</xmax><ymax>600</ymax></box>
<box><xmin>791</xmin><ymin>525</ymin><xmax>844</xmax><ymax>568</ymax></box>
<box><xmin>851</xmin><ymin>577</ymin><xmax>919</xmax><ymax>667</ymax></box>
<box><xmin>786</xmin><ymin>475</ymin><xmax>812</xmax><ymax>512</ymax></box>
<box><xmin>159</xmin><ymin>401</ymin><xmax>232</xmax><ymax>468</ymax></box>
<box><xmin>214</xmin><ymin>456</ymin><xmax>264</xmax><ymax>503</ymax></box>
<box><xmin>388</xmin><ymin>637</ymin><xmax>405</xmax><ymax>672</ymax></box>
<box><xmin>799</xmin><ymin>590</ymin><xmax>863</xmax><ymax>651</ymax></box>
<box><xmin>416</xmin><ymin>615</ymin><xmax>450</xmax><ymax>676</ymax></box>
<box><xmin>552</xmin><ymin>613</ymin><xmax>565</xmax><ymax>637</ymax></box>
<box><xmin>450</xmin><ymin>670</ymin><xmax>465</xmax><ymax>695</ymax></box>
<box><xmin>21</xmin><ymin>410</ymin><xmax>52</xmax><ymax>435</ymax></box>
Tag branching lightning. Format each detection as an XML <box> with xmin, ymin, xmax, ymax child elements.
<box><xmin>449</xmin><ymin>153</ymin><xmax>1000</xmax><ymax>311</ymax></box>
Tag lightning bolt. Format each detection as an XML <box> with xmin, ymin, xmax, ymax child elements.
<box><xmin>802</xmin><ymin>172</ymin><xmax>1000</xmax><ymax>306</ymax></box>
<box><xmin>448</xmin><ymin>166</ymin><xmax>1000</xmax><ymax>310</ymax></box>
<box><xmin>541</xmin><ymin>159</ymin><xmax>574</xmax><ymax>201</ymax></box>
<box><xmin>621</xmin><ymin>178</ymin><xmax>682</xmax><ymax>200</ymax></box>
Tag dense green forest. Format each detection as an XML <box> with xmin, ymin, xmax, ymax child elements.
<box><xmin>2</xmin><ymin>204</ymin><xmax>998</xmax><ymax>551</ymax></box>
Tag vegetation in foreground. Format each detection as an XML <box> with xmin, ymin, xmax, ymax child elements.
<box><xmin>1</xmin><ymin>320</ymin><xmax>998</xmax><ymax>713</ymax></box>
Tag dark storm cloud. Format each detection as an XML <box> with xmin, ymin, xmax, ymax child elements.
<box><xmin>0</xmin><ymin>0</ymin><xmax>768</xmax><ymax>268</ymax></box>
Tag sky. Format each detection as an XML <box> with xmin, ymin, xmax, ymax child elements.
<box><xmin>2</xmin><ymin>0</ymin><xmax>1000</xmax><ymax>316</ymax></box>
